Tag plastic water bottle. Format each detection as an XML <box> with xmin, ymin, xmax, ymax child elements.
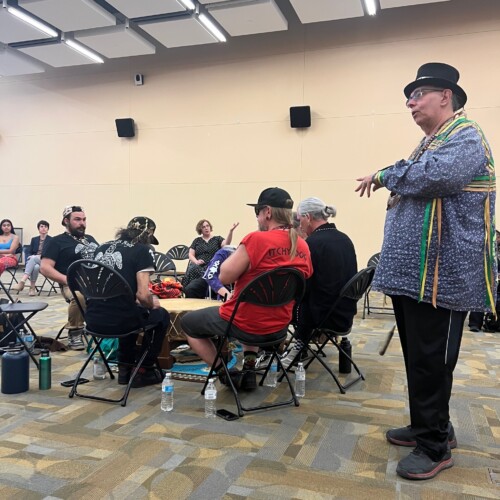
<box><xmin>161</xmin><ymin>372</ymin><xmax>174</xmax><ymax>412</ymax></box>
<box><xmin>204</xmin><ymin>378</ymin><xmax>217</xmax><ymax>418</ymax></box>
<box><xmin>22</xmin><ymin>330</ymin><xmax>34</xmax><ymax>353</ymax></box>
<box><xmin>93</xmin><ymin>354</ymin><xmax>106</xmax><ymax>380</ymax></box>
<box><xmin>295</xmin><ymin>362</ymin><xmax>306</xmax><ymax>398</ymax></box>
<box><xmin>264</xmin><ymin>357</ymin><xmax>278</xmax><ymax>387</ymax></box>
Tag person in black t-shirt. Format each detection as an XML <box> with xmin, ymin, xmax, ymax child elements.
<box><xmin>41</xmin><ymin>206</ymin><xmax>98</xmax><ymax>350</ymax></box>
<box><xmin>281</xmin><ymin>197</ymin><xmax>358</xmax><ymax>368</ymax></box>
<box><xmin>88</xmin><ymin>216</ymin><xmax>170</xmax><ymax>388</ymax></box>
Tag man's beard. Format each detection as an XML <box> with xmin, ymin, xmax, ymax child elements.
<box><xmin>69</xmin><ymin>226</ymin><xmax>85</xmax><ymax>237</ymax></box>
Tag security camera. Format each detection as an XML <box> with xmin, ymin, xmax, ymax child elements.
<box><xmin>134</xmin><ymin>73</ymin><xmax>144</xmax><ymax>86</ymax></box>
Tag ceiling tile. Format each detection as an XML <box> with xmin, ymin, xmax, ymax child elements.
<box><xmin>208</xmin><ymin>0</ymin><xmax>287</xmax><ymax>36</ymax></box>
<box><xmin>140</xmin><ymin>16</ymin><xmax>218</xmax><ymax>48</ymax></box>
<box><xmin>19</xmin><ymin>41</ymin><xmax>100</xmax><ymax>66</ymax></box>
<box><xmin>380</xmin><ymin>0</ymin><xmax>450</xmax><ymax>8</ymax></box>
<box><xmin>75</xmin><ymin>25</ymin><xmax>155</xmax><ymax>58</ymax></box>
<box><xmin>105</xmin><ymin>0</ymin><xmax>185</xmax><ymax>19</ymax></box>
<box><xmin>0</xmin><ymin>7</ymin><xmax>55</xmax><ymax>43</ymax></box>
<box><xmin>19</xmin><ymin>0</ymin><xmax>115</xmax><ymax>32</ymax></box>
<box><xmin>289</xmin><ymin>0</ymin><xmax>365</xmax><ymax>24</ymax></box>
<box><xmin>0</xmin><ymin>46</ymin><xmax>45</xmax><ymax>75</ymax></box>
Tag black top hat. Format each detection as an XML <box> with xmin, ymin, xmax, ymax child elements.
<box><xmin>404</xmin><ymin>62</ymin><xmax>467</xmax><ymax>108</ymax></box>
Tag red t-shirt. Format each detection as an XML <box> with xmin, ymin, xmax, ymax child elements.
<box><xmin>220</xmin><ymin>229</ymin><xmax>313</xmax><ymax>334</ymax></box>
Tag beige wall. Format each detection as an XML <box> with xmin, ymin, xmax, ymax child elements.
<box><xmin>1</xmin><ymin>0</ymin><xmax>499</xmax><ymax>267</ymax></box>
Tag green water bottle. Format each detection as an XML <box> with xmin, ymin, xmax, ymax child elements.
<box><xmin>39</xmin><ymin>349</ymin><xmax>51</xmax><ymax>390</ymax></box>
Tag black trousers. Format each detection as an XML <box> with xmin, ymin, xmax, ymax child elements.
<box><xmin>118</xmin><ymin>307</ymin><xmax>170</xmax><ymax>367</ymax></box>
<box><xmin>390</xmin><ymin>295</ymin><xmax>466</xmax><ymax>461</ymax></box>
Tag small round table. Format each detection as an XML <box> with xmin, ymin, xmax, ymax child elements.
<box><xmin>158</xmin><ymin>298</ymin><xmax>220</xmax><ymax>369</ymax></box>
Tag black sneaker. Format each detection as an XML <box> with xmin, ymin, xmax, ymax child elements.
<box><xmin>118</xmin><ymin>365</ymin><xmax>132</xmax><ymax>385</ymax></box>
<box><xmin>240</xmin><ymin>369</ymin><xmax>257</xmax><ymax>391</ymax></box>
<box><xmin>396</xmin><ymin>446</ymin><xmax>454</xmax><ymax>480</ymax></box>
<box><xmin>386</xmin><ymin>422</ymin><xmax>457</xmax><ymax>449</ymax></box>
<box><xmin>130</xmin><ymin>368</ymin><xmax>163</xmax><ymax>388</ymax></box>
<box><xmin>218</xmin><ymin>368</ymin><xmax>242</xmax><ymax>390</ymax></box>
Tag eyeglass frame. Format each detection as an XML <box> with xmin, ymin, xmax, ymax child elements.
<box><xmin>405</xmin><ymin>87</ymin><xmax>445</xmax><ymax>107</ymax></box>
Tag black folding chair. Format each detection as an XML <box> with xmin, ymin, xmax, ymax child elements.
<box><xmin>362</xmin><ymin>252</ymin><xmax>393</xmax><ymax>318</ymax></box>
<box><xmin>37</xmin><ymin>276</ymin><xmax>59</xmax><ymax>296</ymax></box>
<box><xmin>67</xmin><ymin>259</ymin><xmax>162</xmax><ymax>406</ymax></box>
<box><xmin>1</xmin><ymin>247</ymin><xmax>22</xmax><ymax>292</ymax></box>
<box><xmin>0</xmin><ymin>281</ymin><xmax>47</xmax><ymax>368</ymax></box>
<box><xmin>284</xmin><ymin>267</ymin><xmax>375</xmax><ymax>394</ymax></box>
<box><xmin>166</xmin><ymin>244</ymin><xmax>189</xmax><ymax>279</ymax></box>
<box><xmin>201</xmin><ymin>267</ymin><xmax>306</xmax><ymax>418</ymax></box>
<box><xmin>153</xmin><ymin>251</ymin><xmax>178</xmax><ymax>282</ymax></box>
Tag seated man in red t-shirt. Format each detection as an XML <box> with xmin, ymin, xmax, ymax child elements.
<box><xmin>181</xmin><ymin>187</ymin><xmax>313</xmax><ymax>390</ymax></box>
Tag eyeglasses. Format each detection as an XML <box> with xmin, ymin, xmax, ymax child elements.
<box><xmin>406</xmin><ymin>88</ymin><xmax>444</xmax><ymax>107</ymax></box>
<box><xmin>254</xmin><ymin>206</ymin><xmax>267</xmax><ymax>216</ymax></box>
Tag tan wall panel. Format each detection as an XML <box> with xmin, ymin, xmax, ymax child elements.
<box><xmin>0</xmin><ymin>0</ymin><xmax>499</xmax><ymax>264</ymax></box>
<box><xmin>0</xmin><ymin>133</ymin><xmax>130</xmax><ymax>186</ymax></box>
<box><xmin>0</xmin><ymin>71</ymin><xmax>132</xmax><ymax>137</ymax></box>
<box><xmin>131</xmin><ymin>53</ymin><xmax>305</xmax><ymax>128</ymax></box>
<box><xmin>129</xmin><ymin>123</ymin><xmax>302</xmax><ymax>184</ymax></box>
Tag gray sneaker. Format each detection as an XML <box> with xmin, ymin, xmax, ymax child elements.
<box><xmin>396</xmin><ymin>446</ymin><xmax>453</xmax><ymax>480</ymax></box>
<box><xmin>68</xmin><ymin>329</ymin><xmax>85</xmax><ymax>351</ymax></box>
<box><xmin>386</xmin><ymin>422</ymin><xmax>457</xmax><ymax>449</ymax></box>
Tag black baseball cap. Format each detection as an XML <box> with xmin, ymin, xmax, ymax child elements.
<box><xmin>127</xmin><ymin>216</ymin><xmax>159</xmax><ymax>245</ymax></box>
<box><xmin>247</xmin><ymin>187</ymin><xmax>294</xmax><ymax>209</ymax></box>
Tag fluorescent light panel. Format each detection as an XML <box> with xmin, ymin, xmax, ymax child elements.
<box><xmin>177</xmin><ymin>0</ymin><xmax>195</xmax><ymax>10</ymax></box>
<box><xmin>198</xmin><ymin>13</ymin><xmax>226</xmax><ymax>42</ymax></box>
<box><xmin>7</xmin><ymin>6</ymin><xmax>58</xmax><ymax>37</ymax></box>
<box><xmin>65</xmin><ymin>39</ymin><xmax>104</xmax><ymax>63</ymax></box>
<box><xmin>363</xmin><ymin>0</ymin><xmax>378</xmax><ymax>15</ymax></box>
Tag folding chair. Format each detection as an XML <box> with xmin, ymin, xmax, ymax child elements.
<box><xmin>67</xmin><ymin>259</ymin><xmax>162</xmax><ymax>406</ymax></box>
<box><xmin>284</xmin><ymin>267</ymin><xmax>375</xmax><ymax>394</ymax></box>
<box><xmin>1</xmin><ymin>247</ymin><xmax>22</xmax><ymax>292</ymax></box>
<box><xmin>37</xmin><ymin>277</ymin><xmax>59</xmax><ymax>296</ymax></box>
<box><xmin>166</xmin><ymin>244</ymin><xmax>189</xmax><ymax>279</ymax></box>
<box><xmin>0</xmin><ymin>281</ymin><xmax>47</xmax><ymax>368</ymax></box>
<box><xmin>362</xmin><ymin>252</ymin><xmax>393</xmax><ymax>318</ymax></box>
<box><xmin>201</xmin><ymin>267</ymin><xmax>306</xmax><ymax>418</ymax></box>
<box><xmin>153</xmin><ymin>251</ymin><xmax>178</xmax><ymax>282</ymax></box>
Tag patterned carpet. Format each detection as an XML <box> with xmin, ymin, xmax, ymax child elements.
<box><xmin>0</xmin><ymin>281</ymin><xmax>499</xmax><ymax>499</ymax></box>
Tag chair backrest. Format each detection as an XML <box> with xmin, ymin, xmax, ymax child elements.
<box><xmin>67</xmin><ymin>259</ymin><xmax>134</xmax><ymax>312</ymax></box>
<box><xmin>318</xmin><ymin>266</ymin><xmax>376</xmax><ymax>329</ymax></box>
<box><xmin>153</xmin><ymin>252</ymin><xmax>176</xmax><ymax>274</ymax></box>
<box><xmin>227</xmin><ymin>267</ymin><xmax>306</xmax><ymax>326</ymax></box>
<box><xmin>166</xmin><ymin>244</ymin><xmax>189</xmax><ymax>261</ymax></box>
<box><xmin>367</xmin><ymin>252</ymin><xmax>381</xmax><ymax>268</ymax></box>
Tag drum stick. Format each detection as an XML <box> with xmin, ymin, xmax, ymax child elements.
<box><xmin>379</xmin><ymin>323</ymin><xmax>396</xmax><ymax>356</ymax></box>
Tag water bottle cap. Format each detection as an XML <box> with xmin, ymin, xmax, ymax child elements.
<box><xmin>41</xmin><ymin>349</ymin><xmax>50</xmax><ymax>356</ymax></box>
<box><xmin>208</xmin><ymin>378</ymin><xmax>216</xmax><ymax>383</ymax></box>
<box><xmin>298</xmin><ymin>362</ymin><xmax>303</xmax><ymax>367</ymax></box>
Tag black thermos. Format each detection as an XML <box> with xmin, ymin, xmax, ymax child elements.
<box><xmin>339</xmin><ymin>337</ymin><xmax>352</xmax><ymax>374</ymax></box>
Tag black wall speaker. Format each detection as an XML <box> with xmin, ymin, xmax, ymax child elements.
<box><xmin>290</xmin><ymin>106</ymin><xmax>311</xmax><ymax>128</ymax></box>
<box><xmin>115</xmin><ymin>118</ymin><xmax>135</xmax><ymax>138</ymax></box>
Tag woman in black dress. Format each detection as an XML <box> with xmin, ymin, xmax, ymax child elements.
<box><xmin>182</xmin><ymin>219</ymin><xmax>239</xmax><ymax>287</ymax></box>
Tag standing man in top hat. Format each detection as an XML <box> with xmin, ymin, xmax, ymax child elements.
<box><xmin>356</xmin><ymin>63</ymin><xmax>496</xmax><ymax>479</ymax></box>
<box><xmin>41</xmin><ymin>206</ymin><xmax>98</xmax><ymax>350</ymax></box>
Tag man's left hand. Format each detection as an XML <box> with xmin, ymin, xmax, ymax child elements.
<box><xmin>355</xmin><ymin>174</ymin><xmax>381</xmax><ymax>198</ymax></box>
